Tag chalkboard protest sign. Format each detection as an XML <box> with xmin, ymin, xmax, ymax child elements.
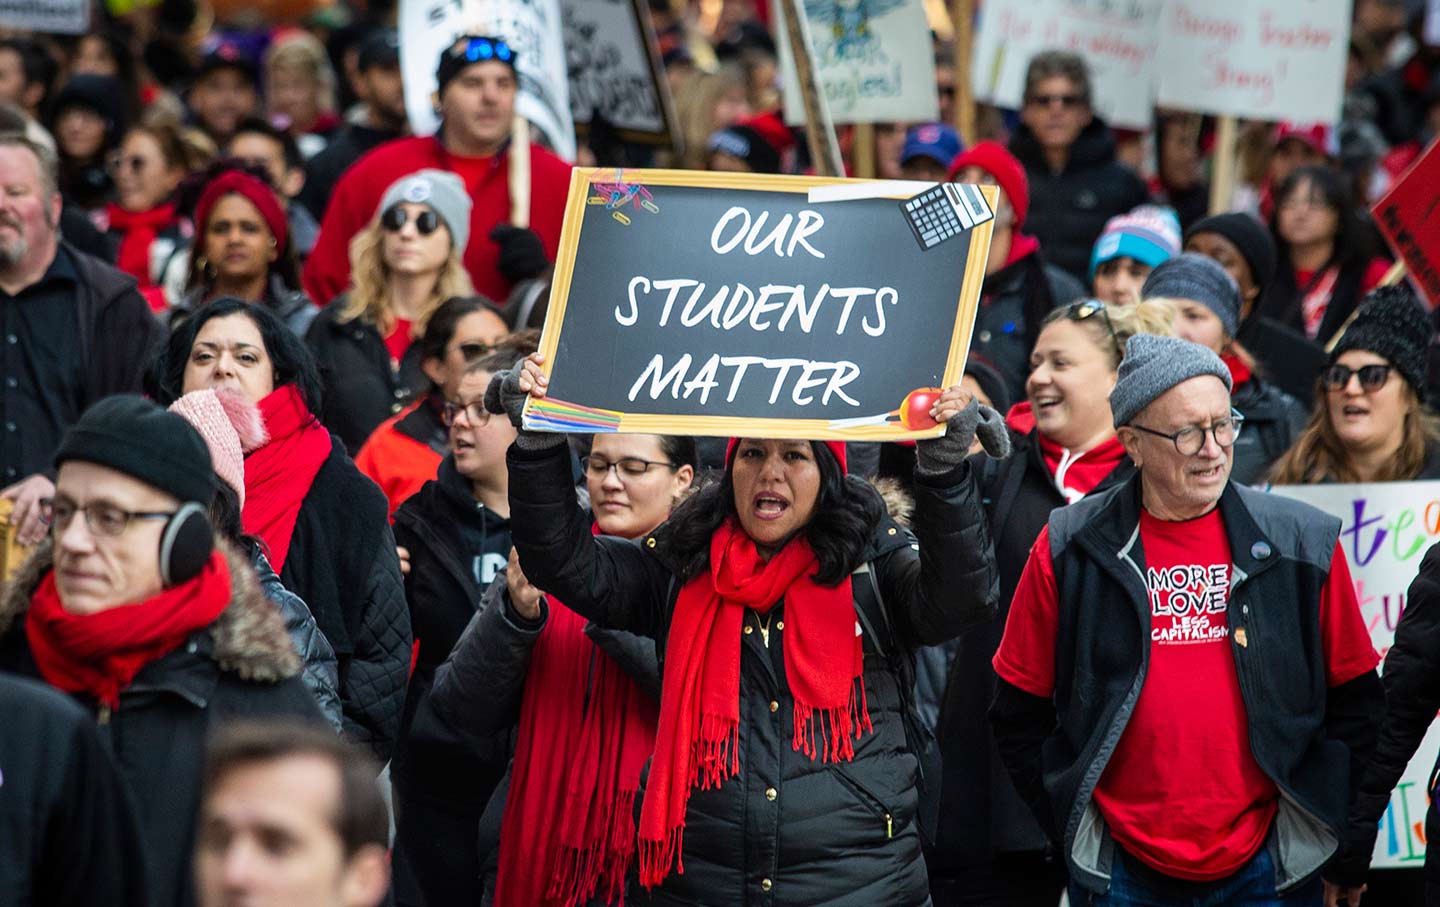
<box><xmin>563</xmin><ymin>0</ymin><xmax>678</xmax><ymax>147</ymax></box>
<box><xmin>525</xmin><ymin>170</ymin><xmax>996</xmax><ymax>441</ymax></box>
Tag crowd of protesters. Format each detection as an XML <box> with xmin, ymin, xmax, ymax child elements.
<box><xmin>2</xmin><ymin>1</ymin><xmax>1440</xmax><ymax>906</ymax></box>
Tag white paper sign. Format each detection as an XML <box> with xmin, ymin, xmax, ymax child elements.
<box><xmin>970</xmin><ymin>0</ymin><xmax>1162</xmax><ymax>131</ymax></box>
<box><xmin>399</xmin><ymin>0</ymin><xmax>576</xmax><ymax>161</ymax></box>
<box><xmin>0</xmin><ymin>0</ymin><xmax>88</xmax><ymax>33</ymax></box>
<box><xmin>1269</xmin><ymin>480</ymin><xmax>1440</xmax><ymax>870</ymax></box>
<box><xmin>776</xmin><ymin>0</ymin><xmax>939</xmax><ymax>126</ymax></box>
<box><xmin>1155</xmin><ymin>0</ymin><xmax>1351</xmax><ymax>124</ymax></box>
<box><xmin>562</xmin><ymin>0</ymin><xmax>675</xmax><ymax>143</ymax></box>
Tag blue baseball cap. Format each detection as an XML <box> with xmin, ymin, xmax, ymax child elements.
<box><xmin>901</xmin><ymin>123</ymin><xmax>963</xmax><ymax>169</ymax></box>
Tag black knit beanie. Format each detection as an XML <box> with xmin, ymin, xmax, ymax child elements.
<box><xmin>964</xmin><ymin>356</ymin><xmax>1012</xmax><ymax>416</ymax></box>
<box><xmin>1330</xmin><ymin>286</ymin><xmax>1431</xmax><ymax>402</ymax></box>
<box><xmin>1185</xmin><ymin>213</ymin><xmax>1278</xmax><ymax>292</ymax></box>
<box><xmin>55</xmin><ymin>395</ymin><xmax>216</xmax><ymax>504</ymax></box>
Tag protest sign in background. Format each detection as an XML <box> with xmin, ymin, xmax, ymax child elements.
<box><xmin>1270</xmin><ymin>481</ymin><xmax>1440</xmax><ymax>870</ymax></box>
<box><xmin>399</xmin><ymin>0</ymin><xmax>576</xmax><ymax>161</ymax></box>
<box><xmin>776</xmin><ymin>0</ymin><xmax>939</xmax><ymax>126</ymax></box>
<box><xmin>1154</xmin><ymin>0</ymin><xmax>1351</xmax><ymax>124</ymax></box>
<box><xmin>970</xmin><ymin>0</ymin><xmax>1161</xmax><ymax>131</ymax></box>
<box><xmin>563</xmin><ymin>0</ymin><xmax>678</xmax><ymax>146</ymax></box>
<box><xmin>0</xmin><ymin>0</ymin><xmax>88</xmax><ymax>33</ymax></box>
<box><xmin>1371</xmin><ymin>139</ymin><xmax>1440</xmax><ymax>308</ymax></box>
<box><xmin>526</xmin><ymin>170</ymin><xmax>996</xmax><ymax>440</ymax></box>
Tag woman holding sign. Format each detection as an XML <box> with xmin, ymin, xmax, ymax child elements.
<box><xmin>486</xmin><ymin>351</ymin><xmax>1008</xmax><ymax>905</ymax></box>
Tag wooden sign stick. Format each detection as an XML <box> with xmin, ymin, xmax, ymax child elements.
<box><xmin>1207</xmin><ymin>115</ymin><xmax>1238</xmax><ymax>215</ymax></box>
<box><xmin>950</xmin><ymin>0</ymin><xmax>975</xmax><ymax>144</ymax></box>
<box><xmin>510</xmin><ymin>114</ymin><xmax>531</xmax><ymax>228</ymax></box>
<box><xmin>778</xmin><ymin>0</ymin><xmax>844</xmax><ymax>177</ymax></box>
<box><xmin>855</xmin><ymin>123</ymin><xmax>876</xmax><ymax>178</ymax></box>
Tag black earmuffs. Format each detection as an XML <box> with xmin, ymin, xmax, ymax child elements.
<box><xmin>158</xmin><ymin>501</ymin><xmax>214</xmax><ymax>587</ymax></box>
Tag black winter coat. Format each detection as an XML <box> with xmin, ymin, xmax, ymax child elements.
<box><xmin>306</xmin><ymin>300</ymin><xmax>428</xmax><ymax>453</ymax></box>
<box><xmin>1008</xmin><ymin>120</ymin><xmax>1149</xmax><ymax>284</ymax></box>
<box><xmin>507</xmin><ymin>441</ymin><xmax>999</xmax><ymax>907</ymax></box>
<box><xmin>930</xmin><ymin>429</ymin><xmax>1131</xmax><ymax>873</ymax></box>
<box><xmin>0</xmin><ymin>673</ymin><xmax>149</xmax><ymax>907</ymax></box>
<box><xmin>0</xmin><ymin>539</ymin><xmax>324</xmax><ymax>907</ymax></box>
<box><xmin>1230</xmin><ymin>376</ymin><xmax>1307</xmax><ymax>487</ymax></box>
<box><xmin>248</xmin><ymin>541</ymin><xmax>342</xmax><ymax>730</ymax></box>
<box><xmin>280</xmin><ymin>435</ymin><xmax>411</xmax><ymax>761</ymax></box>
<box><xmin>1236</xmin><ymin>314</ymin><xmax>1327</xmax><ymax>409</ymax></box>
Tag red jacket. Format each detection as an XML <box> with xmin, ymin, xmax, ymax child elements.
<box><xmin>303</xmin><ymin>135</ymin><xmax>572</xmax><ymax>306</ymax></box>
<box><xmin>354</xmin><ymin>403</ymin><xmax>444</xmax><ymax>518</ymax></box>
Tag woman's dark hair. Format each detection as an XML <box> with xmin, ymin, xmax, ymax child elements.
<box><xmin>659</xmin><ymin>435</ymin><xmax>699</xmax><ymax>472</ymax></box>
<box><xmin>664</xmin><ymin>441</ymin><xmax>883</xmax><ymax>585</ymax></box>
<box><xmin>147</xmin><ymin>297</ymin><xmax>324</xmax><ymax>415</ymax></box>
<box><xmin>209</xmin><ymin>481</ymin><xmax>245</xmax><ymax>543</ymax></box>
<box><xmin>179</xmin><ymin>158</ymin><xmax>303</xmax><ymax>295</ymax></box>
<box><xmin>418</xmin><ymin>295</ymin><xmax>506</xmax><ymax>363</ymax></box>
<box><xmin>1269</xmin><ymin>165</ymin><xmax>1373</xmax><ymax>272</ymax></box>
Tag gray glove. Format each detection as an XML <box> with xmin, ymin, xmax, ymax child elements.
<box><xmin>484</xmin><ymin>364</ymin><xmax>565</xmax><ymax>450</ymax></box>
<box><xmin>914</xmin><ymin>399</ymin><xmax>1011</xmax><ymax>476</ymax></box>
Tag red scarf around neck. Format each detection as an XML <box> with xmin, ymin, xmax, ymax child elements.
<box><xmin>242</xmin><ymin>385</ymin><xmax>331</xmax><ymax>573</ymax></box>
<box><xmin>496</xmin><ymin>526</ymin><xmax>660</xmax><ymax>907</ymax></box>
<box><xmin>106</xmin><ymin>202</ymin><xmax>174</xmax><ymax>287</ymax></box>
<box><xmin>638</xmin><ymin>520</ymin><xmax>868</xmax><ymax>889</ymax></box>
<box><xmin>1222</xmin><ymin>351</ymin><xmax>1253</xmax><ymax>389</ymax></box>
<box><xmin>25</xmin><ymin>550</ymin><xmax>231</xmax><ymax>709</ymax></box>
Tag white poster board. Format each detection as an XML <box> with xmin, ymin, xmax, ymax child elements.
<box><xmin>1154</xmin><ymin>0</ymin><xmax>1351</xmax><ymax>124</ymax></box>
<box><xmin>776</xmin><ymin>0</ymin><xmax>939</xmax><ymax>126</ymax></box>
<box><xmin>1269</xmin><ymin>480</ymin><xmax>1440</xmax><ymax>870</ymax></box>
<box><xmin>970</xmin><ymin>0</ymin><xmax>1161</xmax><ymax>131</ymax></box>
<box><xmin>562</xmin><ymin>0</ymin><xmax>677</xmax><ymax>145</ymax></box>
<box><xmin>0</xmin><ymin>0</ymin><xmax>89</xmax><ymax>33</ymax></box>
<box><xmin>400</xmin><ymin>0</ymin><xmax>577</xmax><ymax>161</ymax></box>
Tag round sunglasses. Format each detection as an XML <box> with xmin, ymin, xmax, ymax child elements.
<box><xmin>381</xmin><ymin>205</ymin><xmax>442</xmax><ymax>236</ymax></box>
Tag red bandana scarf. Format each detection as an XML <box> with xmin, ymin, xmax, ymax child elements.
<box><xmin>25</xmin><ymin>551</ymin><xmax>231</xmax><ymax>709</ymax></box>
<box><xmin>496</xmin><ymin>532</ymin><xmax>660</xmax><ymax>907</ymax></box>
<box><xmin>106</xmin><ymin>202</ymin><xmax>175</xmax><ymax>287</ymax></box>
<box><xmin>638</xmin><ymin>519</ymin><xmax>868</xmax><ymax>888</ymax></box>
<box><xmin>241</xmin><ymin>385</ymin><xmax>331</xmax><ymax>573</ymax></box>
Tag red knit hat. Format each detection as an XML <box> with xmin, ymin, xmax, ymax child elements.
<box><xmin>725</xmin><ymin>438</ymin><xmax>847</xmax><ymax>472</ymax></box>
<box><xmin>945</xmin><ymin>141</ymin><xmax>1030</xmax><ymax>229</ymax></box>
<box><xmin>194</xmin><ymin>169</ymin><xmax>289</xmax><ymax>254</ymax></box>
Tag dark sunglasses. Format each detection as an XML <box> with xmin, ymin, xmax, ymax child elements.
<box><xmin>381</xmin><ymin>205</ymin><xmax>441</xmax><ymax>236</ymax></box>
<box><xmin>1065</xmin><ymin>299</ymin><xmax>1123</xmax><ymax>361</ymax></box>
<box><xmin>454</xmin><ymin>341</ymin><xmax>492</xmax><ymax>361</ymax></box>
<box><xmin>460</xmin><ymin>36</ymin><xmax>514</xmax><ymax>64</ymax></box>
<box><xmin>106</xmin><ymin>153</ymin><xmax>148</xmax><ymax>174</ymax></box>
<box><xmin>1027</xmin><ymin>93</ymin><xmax>1084</xmax><ymax>109</ymax></box>
<box><xmin>1324</xmin><ymin>363</ymin><xmax>1392</xmax><ymax>392</ymax></box>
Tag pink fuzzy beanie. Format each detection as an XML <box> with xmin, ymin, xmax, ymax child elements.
<box><xmin>167</xmin><ymin>387</ymin><xmax>269</xmax><ymax>507</ymax></box>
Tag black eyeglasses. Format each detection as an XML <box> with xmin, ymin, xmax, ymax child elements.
<box><xmin>453</xmin><ymin>341</ymin><xmax>492</xmax><ymax>361</ymax></box>
<box><xmin>580</xmin><ymin>456</ymin><xmax>676</xmax><ymax>479</ymax></box>
<box><xmin>1324</xmin><ymin>364</ymin><xmax>1392</xmax><ymax>393</ymax></box>
<box><xmin>1027</xmin><ymin>93</ymin><xmax>1084</xmax><ymax>109</ymax></box>
<box><xmin>442</xmin><ymin>400</ymin><xmax>491</xmax><ymax>427</ymax></box>
<box><xmin>1129</xmin><ymin>410</ymin><xmax>1245</xmax><ymax>456</ymax></box>
<box><xmin>381</xmin><ymin>205</ymin><xmax>441</xmax><ymax>236</ymax></box>
<box><xmin>1065</xmin><ymin>299</ymin><xmax>1123</xmax><ymax>361</ymax></box>
<box><xmin>458</xmin><ymin>36</ymin><xmax>514</xmax><ymax>64</ymax></box>
<box><xmin>41</xmin><ymin>497</ymin><xmax>175</xmax><ymax>537</ymax></box>
<box><xmin>106</xmin><ymin>153</ymin><xmax>149</xmax><ymax>175</ymax></box>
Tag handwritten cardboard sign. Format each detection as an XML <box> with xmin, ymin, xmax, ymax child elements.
<box><xmin>1372</xmin><ymin>139</ymin><xmax>1440</xmax><ymax>308</ymax></box>
<box><xmin>0</xmin><ymin>0</ymin><xmax>88</xmax><ymax>32</ymax></box>
<box><xmin>971</xmin><ymin>0</ymin><xmax>1162</xmax><ymax>131</ymax></box>
<box><xmin>399</xmin><ymin>0</ymin><xmax>576</xmax><ymax>160</ymax></box>
<box><xmin>1270</xmin><ymin>480</ymin><xmax>1440</xmax><ymax>870</ymax></box>
<box><xmin>1155</xmin><ymin>0</ymin><xmax>1351</xmax><ymax>124</ymax></box>
<box><xmin>775</xmin><ymin>0</ymin><xmax>939</xmax><ymax>126</ymax></box>
<box><xmin>563</xmin><ymin>0</ymin><xmax>678</xmax><ymax>147</ymax></box>
<box><xmin>525</xmin><ymin>170</ymin><xmax>996</xmax><ymax>440</ymax></box>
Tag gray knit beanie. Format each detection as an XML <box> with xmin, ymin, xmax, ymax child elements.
<box><xmin>1140</xmin><ymin>252</ymin><xmax>1241</xmax><ymax>337</ymax></box>
<box><xmin>377</xmin><ymin>169</ymin><xmax>472</xmax><ymax>254</ymax></box>
<box><xmin>1110</xmin><ymin>334</ymin><xmax>1233</xmax><ymax>428</ymax></box>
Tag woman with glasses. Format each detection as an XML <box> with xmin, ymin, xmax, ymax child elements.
<box><xmin>929</xmin><ymin>297</ymin><xmax>1173</xmax><ymax>907</ymax></box>
<box><xmin>355</xmin><ymin>296</ymin><xmax>513</xmax><ymax>515</ymax></box>
<box><xmin>306</xmin><ymin>169</ymin><xmax>475</xmax><ymax>453</ymax></box>
<box><xmin>1270</xmin><ymin>287</ymin><xmax>1440</xmax><ymax>484</ymax></box>
<box><xmin>104</xmin><ymin>122</ymin><xmax>203</xmax><ymax>310</ymax></box>
<box><xmin>148</xmin><ymin>297</ymin><xmax>411</xmax><ymax>765</ymax></box>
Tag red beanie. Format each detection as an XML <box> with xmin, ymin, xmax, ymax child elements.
<box><xmin>945</xmin><ymin>140</ymin><xmax>1030</xmax><ymax>229</ymax></box>
<box><xmin>194</xmin><ymin>169</ymin><xmax>289</xmax><ymax>254</ymax></box>
<box><xmin>725</xmin><ymin>438</ymin><xmax>848</xmax><ymax>473</ymax></box>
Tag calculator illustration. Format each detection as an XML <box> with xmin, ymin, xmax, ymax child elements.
<box><xmin>900</xmin><ymin>183</ymin><xmax>994</xmax><ymax>250</ymax></box>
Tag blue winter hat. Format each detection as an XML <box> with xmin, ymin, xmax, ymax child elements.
<box><xmin>1089</xmin><ymin>205</ymin><xmax>1181</xmax><ymax>280</ymax></box>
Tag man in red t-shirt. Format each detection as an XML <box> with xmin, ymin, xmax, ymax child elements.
<box><xmin>303</xmin><ymin>35</ymin><xmax>571</xmax><ymax>308</ymax></box>
<box><xmin>991</xmin><ymin>333</ymin><xmax>1382</xmax><ymax>907</ymax></box>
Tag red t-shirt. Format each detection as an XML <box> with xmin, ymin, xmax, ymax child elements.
<box><xmin>994</xmin><ymin>509</ymin><xmax>1379</xmax><ymax>881</ymax></box>
<box><xmin>384</xmin><ymin>317</ymin><xmax>413</xmax><ymax>365</ymax></box>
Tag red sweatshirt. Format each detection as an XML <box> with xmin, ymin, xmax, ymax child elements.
<box><xmin>303</xmin><ymin>135</ymin><xmax>572</xmax><ymax>306</ymax></box>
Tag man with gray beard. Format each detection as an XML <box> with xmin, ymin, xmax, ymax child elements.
<box><xmin>0</xmin><ymin>133</ymin><xmax>162</xmax><ymax>547</ymax></box>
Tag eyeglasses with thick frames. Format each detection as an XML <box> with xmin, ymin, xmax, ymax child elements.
<box><xmin>453</xmin><ymin>341</ymin><xmax>493</xmax><ymax>361</ymax></box>
<box><xmin>1324</xmin><ymin>364</ymin><xmax>1391</xmax><ymax>393</ymax></box>
<box><xmin>1064</xmin><ymin>299</ymin><xmax>1123</xmax><ymax>362</ymax></box>
<box><xmin>41</xmin><ymin>497</ymin><xmax>175</xmax><ymax>537</ymax></box>
<box><xmin>1027</xmin><ymin>93</ymin><xmax>1084</xmax><ymax>109</ymax></box>
<box><xmin>106</xmin><ymin>153</ymin><xmax>150</xmax><ymax>175</ymax></box>
<box><xmin>580</xmin><ymin>456</ymin><xmax>677</xmax><ymax>479</ymax></box>
<box><xmin>1129</xmin><ymin>410</ymin><xmax>1245</xmax><ymax>456</ymax></box>
<box><xmin>381</xmin><ymin>205</ymin><xmax>441</xmax><ymax>236</ymax></box>
<box><xmin>442</xmin><ymin>400</ymin><xmax>491</xmax><ymax>427</ymax></box>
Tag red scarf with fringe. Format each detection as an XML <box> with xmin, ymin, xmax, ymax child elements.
<box><xmin>25</xmin><ymin>551</ymin><xmax>231</xmax><ymax>709</ymax></box>
<box><xmin>638</xmin><ymin>520</ymin><xmax>868</xmax><ymax>889</ymax></box>
<box><xmin>496</xmin><ymin>549</ymin><xmax>659</xmax><ymax>907</ymax></box>
<box><xmin>242</xmin><ymin>385</ymin><xmax>331</xmax><ymax>573</ymax></box>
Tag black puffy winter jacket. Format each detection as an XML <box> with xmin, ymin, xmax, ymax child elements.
<box><xmin>506</xmin><ymin>441</ymin><xmax>999</xmax><ymax>907</ymax></box>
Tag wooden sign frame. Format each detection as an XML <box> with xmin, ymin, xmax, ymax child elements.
<box><xmin>568</xmin><ymin>0</ymin><xmax>682</xmax><ymax>149</ymax></box>
<box><xmin>525</xmin><ymin>168</ymin><xmax>996</xmax><ymax>441</ymax></box>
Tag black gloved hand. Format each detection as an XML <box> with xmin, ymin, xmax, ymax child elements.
<box><xmin>490</xmin><ymin>224</ymin><xmax>550</xmax><ymax>283</ymax></box>
<box><xmin>914</xmin><ymin>400</ymin><xmax>1010</xmax><ymax>477</ymax></box>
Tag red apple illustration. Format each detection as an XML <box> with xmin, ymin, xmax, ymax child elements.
<box><xmin>899</xmin><ymin>387</ymin><xmax>943</xmax><ymax>430</ymax></box>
